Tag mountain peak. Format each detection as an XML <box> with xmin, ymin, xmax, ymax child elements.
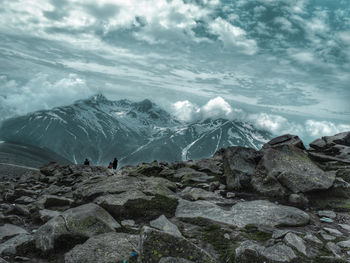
<box><xmin>89</xmin><ymin>93</ymin><xmax>109</xmax><ymax>103</ymax></box>
<box><xmin>134</xmin><ymin>99</ymin><xmax>154</xmax><ymax>112</ymax></box>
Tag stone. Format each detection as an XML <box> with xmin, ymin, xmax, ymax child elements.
<box><xmin>159</xmin><ymin>258</ymin><xmax>194</xmax><ymax>263</ymax></box>
<box><xmin>221</xmin><ymin>147</ymin><xmax>262</xmax><ymax>190</ymax></box>
<box><xmin>272</xmin><ymin>230</ymin><xmax>291</xmax><ymax>239</ymax></box>
<box><xmin>337</xmin><ymin>239</ymin><xmax>350</xmax><ymax>249</ymax></box>
<box><xmin>178</xmin><ymin>187</ymin><xmax>219</xmax><ymax>201</ymax></box>
<box><xmin>64</xmin><ymin>232</ymin><xmax>139</xmax><ymax>263</ymax></box>
<box><xmin>36</xmin><ymin>195</ymin><xmax>73</xmax><ymax>209</ymax></box>
<box><xmin>326</xmin><ymin>242</ymin><xmax>342</xmax><ymax>258</ymax></box>
<box><xmin>176</xmin><ymin>199</ymin><xmax>309</xmax><ymax>228</ymax></box>
<box><xmin>318</xmin><ymin>210</ymin><xmax>336</xmax><ymax>219</ymax></box>
<box><xmin>0</xmin><ymin>234</ymin><xmax>34</xmax><ymax>255</ymax></box>
<box><xmin>94</xmin><ymin>190</ymin><xmax>178</xmax><ymax>222</ymax></box>
<box><xmin>189</xmin><ymin>158</ymin><xmax>223</xmax><ymax>176</ymax></box>
<box><xmin>14</xmin><ymin>196</ymin><xmax>35</xmax><ymax>204</ymax></box>
<box><xmin>35</xmin><ymin>203</ymin><xmax>120</xmax><ymax>252</ymax></box>
<box><xmin>226</xmin><ymin>192</ymin><xmax>236</xmax><ymax>198</ymax></box>
<box><xmin>263</xmin><ymin>134</ymin><xmax>306</xmax><ymax>150</ymax></box>
<box><xmin>339</xmin><ymin>224</ymin><xmax>350</xmax><ymax>232</ymax></box>
<box><xmin>150</xmin><ymin>215</ymin><xmax>182</xmax><ymax>238</ymax></box>
<box><xmin>121</xmin><ymin>220</ymin><xmax>136</xmax><ymax>227</ymax></box>
<box><xmin>320</xmin><ymin>217</ymin><xmax>334</xmax><ymax>223</ymax></box>
<box><xmin>253</xmin><ymin>145</ymin><xmax>335</xmax><ymax>196</ymax></box>
<box><xmin>320</xmin><ymin>233</ymin><xmax>336</xmax><ymax>241</ymax></box>
<box><xmin>323</xmin><ymin>227</ymin><xmax>344</xmax><ymax>237</ymax></box>
<box><xmin>262</xmin><ymin>243</ymin><xmax>297</xmax><ymax>262</ymax></box>
<box><xmin>0</xmin><ymin>224</ymin><xmax>28</xmax><ymax>241</ymax></box>
<box><xmin>284</xmin><ymin>233</ymin><xmax>307</xmax><ymax>256</ymax></box>
<box><xmin>235</xmin><ymin>241</ymin><xmax>297</xmax><ymax>263</ymax></box>
<box><xmin>304</xmin><ymin>234</ymin><xmax>323</xmax><ymax>247</ymax></box>
<box><xmin>288</xmin><ymin>194</ymin><xmax>309</xmax><ymax>207</ymax></box>
<box><xmin>38</xmin><ymin>209</ymin><xmax>61</xmax><ymax>223</ymax></box>
<box><xmin>13</xmin><ymin>204</ymin><xmax>30</xmax><ymax>217</ymax></box>
<box><xmin>140</xmin><ymin>226</ymin><xmax>215</xmax><ymax>263</ymax></box>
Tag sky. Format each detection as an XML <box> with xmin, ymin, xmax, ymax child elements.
<box><xmin>0</xmin><ymin>0</ymin><xmax>349</xmax><ymax>143</ymax></box>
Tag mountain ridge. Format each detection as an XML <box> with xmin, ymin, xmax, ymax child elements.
<box><xmin>0</xmin><ymin>94</ymin><xmax>272</xmax><ymax>166</ymax></box>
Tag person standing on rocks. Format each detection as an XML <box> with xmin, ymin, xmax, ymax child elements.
<box><xmin>112</xmin><ymin>157</ymin><xmax>118</xmax><ymax>170</ymax></box>
<box><xmin>84</xmin><ymin>158</ymin><xmax>90</xmax><ymax>166</ymax></box>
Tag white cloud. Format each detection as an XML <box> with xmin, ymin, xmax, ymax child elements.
<box><xmin>248</xmin><ymin>113</ymin><xmax>304</xmax><ymax>135</ymax></box>
<box><xmin>305</xmin><ymin>120</ymin><xmax>350</xmax><ymax>137</ymax></box>
<box><xmin>208</xmin><ymin>17</ymin><xmax>258</xmax><ymax>55</ymax></box>
<box><xmin>172</xmin><ymin>100</ymin><xmax>200</xmax><ymax>122</ymax></box>
<box><xmin>172</xmin><ymin>97</ymin><xmax>245</xmax><ymax>122</ymax></box>
<box><xmin>0</xmin><ymin>74</ymin><xmax>94</xmax><ymax>117</ymax></box>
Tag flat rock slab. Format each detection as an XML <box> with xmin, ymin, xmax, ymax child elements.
<box><xmin>35</xmin><ymin>203</ymin><xmax>120</xmax><ymax>252</ymax></box>
<box><xmin>176</xmin><ymin>199</ymin><xmax>310</xmax><ymax>228</ymax></box>
<box><xmin>65</xmin><ymin>232</ymin><xmax>139</xmax><ymax>263</ymax></box>
<box><xmin>0</xmin><ymin>224</ymin><xmax>28</xmax><ymax>241</ymax></box>
<box><xmin>284</xmin><ymin>233</ymin><xmax>307</xmax><ymax>256</ymax></box>
<box><xmin>150</xmin><ymin>215</ymin><xmax>182</xmax><ymax>237</ymax></box>
<box><xmin>0</xmin><ymin>233</ymin><xmax>34</xmax><ymax>256</ymax></box>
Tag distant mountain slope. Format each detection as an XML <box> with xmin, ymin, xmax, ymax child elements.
<box><xmin>0</xmin><ymin>95</ymin><xmax>272</xmax><ymax>166</ymax></box>
<box><xmin>0</xmin><ymin>141</ymin><xmax>71</xmax><ymax>179</ymax></box>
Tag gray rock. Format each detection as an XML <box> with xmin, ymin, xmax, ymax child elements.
<box><xmin>0</xmin><ymin>233</ymin><xmax>34</xmax><ymax>255</ymax></box>
<box><xmin>262</xmin><ymin>243</ymin><xmax>297</xmax><ymax>262</ymax></box>
<box><xmin>0</xmin><ymin>224</ymin><xmax>28</xmax><ymax>241</ymax></box>
<box><xmin>140</xmin><ymin>226</ymin><xmax>215</xmax><ymax>263</ymax></box>
<box><xmin>320</xmin><ymin>217</ymin><xmax>334</xmax><ymax>223</ymax></box>
<box><xmin>288</xmin><ymin>194</ymin><xmax>309</xmax><ymax>207</ymax></box>
<box><xmin>235</xmin><ymin>241</ymin><xmax>298</xmax><ymax>263</ymax></box>
<box><xmin>323</xmin><ymin>227</ymin><xmax>344</xmax><ymax>237</ymax></box>
<box><xmin>36</xmin><ymin>195</ymin><xmax>73</xmax><ymax>209</ymax></box>
<box><xmin>38</xmin><ymin>209</ymin><xmax>61</xmax><ymax>223</ymax></box>
<box><xmin>221</xmin><ymin>147</ymin><xmax>262</xmax><ymax>190</ymax></box>
<box><xmin>189</xmin><ymin>158</ymin><xmax>223</xmax><ymax>176</ymax></box>
<box><xmin>337</xmin><ymin>239</ymin><xmax>350</xmax><ymax>249</ymax></box>
<box><xmin>64</xmin><ymin>232</ymin><xmax>139</xmax><ymax>263</ymax></box>
<box><xmin>159</xmin><ymin>258</ymin><xmax>194</xmax><ymax>263</ymax></box>
<box><xmin>176</xmin><ymin>199</ymin><xmax>309</xmax><ymax>228</ymax></box>
<box><xmin>318</xmin><ymin>210</ymin><xmax>336</xmax><ymax>219</ymax></box>
<box><xmin>0</xmin><ymin>258</ymin><xmax>9</xmax><ymax>263</ymax></box>
<box><xmin>226</xmin><ymin>192</ymin><xmax>236</xmax><ymax>198</ymax></box>
<box><xmin>253</xmin><ymin>145</ymin><xmax>335</xmax><ymax>196</ymax></box>
<box><xmin>284</xmin><ymin>233</ymin><xmax>307</xmax><ymax>256</ymax></box>
<box><xmin>178</xmin><ymin>187</ymin><xmax>219</xmax><ymax>201</ymax></box>
<box><xmin>35</xmin><ymin>203</ymin><xmax>120</xmax><ymax>252</ymax></box>
<box><xmin>272</xmin><ymin>230</ymin><xmax>291</xmax><ymax>239</ymax></box>
<box><xmin>121</xmin><ymin>219</ymin><xmax>136</xmax><ymax>227</ymax></box>
<box><xmin>150</xmin><ymin>215</ymin><xmax>182</xmax><ymax>237</ymax></box>
<box><xmin>263</xmin><ymin>134</ymin><xmax>306</xmax><ymax>150</ymax></box>
<box><xmin>304</xmin><ymin>234</ymin><xmax>323</xmax><ymax>247</ymax></box>
<box><xmin>326</xmin><ymin>242</ymin><xmax>342</xmax><ymax>258</ymax></box>
<box><xmin>94</xmin><ymin>190</ymin><xmax>178</xmax><ymax>221</ymax></box>
<box><xmin>339</xmin><ymin>224</ymin><xmax>350</xmax><ymax>232</ymax></box>
<box><xmin>320</xmin><ymin>232</ymin><xmax>336</xmax><ymax>241</ymax></box>
<box><xmin>14</xmin><ymin>196</ymin><xmax>35</xmax><ymax>204</ymax></box>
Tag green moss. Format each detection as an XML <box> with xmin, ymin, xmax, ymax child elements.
<box><xmin>201</xmin><ymin>224</ymin><xmax>237</xmax><ymax>263</ymax></box>
<box><xmin>125</xmin><ymin>194</ymin><xmax>178</xmax><ymax>221</ymax></box>
<box><xmin>240</xmin><ymin>226</ymin><xmax>272</xmax><ymax>242</ymax></box>
<box><xmin>310</xmin><ymin>197</ymin><xmax>350</xmax><ymax>212</ymax></box>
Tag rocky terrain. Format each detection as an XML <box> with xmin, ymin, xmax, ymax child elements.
<box><xmin>0</xmin><ymin>132</ymin><xmax>350</xmax><ymax>263</ymax></box>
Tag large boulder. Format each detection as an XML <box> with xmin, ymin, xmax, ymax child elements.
<box><xmin>0</xmin><ymin>224</ymin><xmax>28</xmax><ymax>241</ymax></box>
<box><xmin>309</xmin><ymin>132</ymin><xmax>350</xmax><ymax>168</ymax></box>
<box><xmin>35</xmin><ymin>203</ymin><xmax>120</xmax><ymax>252</ymax></box>
<box><xmin>263</xmin><ymin>134</ymin><xmax>306</xmax><ymax>150</ymax></box>
<box><xmin>74</xmin><ymin>175</ymin><xmax>176</xmax><ymax>203</ymax></box>
<box><xmin>64</xmin><ymin>232</ymin><xmax>139</xmax><ymax>263</ymax></box>
<box><xmin>150</xmin><ymin>215</ymin><xmax>182</xmax><ymax>238</ymax></box>
<box><xmin>140</xmin><ymin>227</ymin><xmax>215</xmax><ymax>263</ymax></box>
<box><xmin>176</xmin><ymin>199</ymin><xmax>309</xmax><ymax>228</ymax></box>
<box><xmin>252</xmin><ymin>145</ymin><xmax>335</xmax><ymax>196</ymax></box>
<box><xmin>0</xmin><ymin>233</ymin><xmax>34</xmax><ymax>256</ymax></box>
<box><xmin>235</xmin><ymin>241</ymin><xmax>298</xmax><ymax>263</ymax></box>
<box><xmin>221</xmin><ymin>147</ymin><xmax>262</xmax><ymax>190</ymax></box>
<box><xmin>178</xmin><ymin>187</ymin><xmax>220</xmax><ymax>201</ymax></box>
<box><xmin>94</xmin><ymin>191</ymin><xmax>178</xmax><ymax>222</ymax></box>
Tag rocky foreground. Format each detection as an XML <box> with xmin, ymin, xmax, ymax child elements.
<box><xmin>0</xmin><ymin>132</ymin><xmax>350</xmax><ymax>263</ymax></box>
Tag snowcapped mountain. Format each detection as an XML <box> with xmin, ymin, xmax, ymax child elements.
<box><xmin>0</xmin><ymin>95</ymin><xmax>271</xmax><ymax>166</ymax></box>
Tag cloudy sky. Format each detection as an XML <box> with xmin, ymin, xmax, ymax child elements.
<box><xmin>0</xmin><ymin>0</ymin><xmax>349</xmax><ymax>142</ymax></box>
